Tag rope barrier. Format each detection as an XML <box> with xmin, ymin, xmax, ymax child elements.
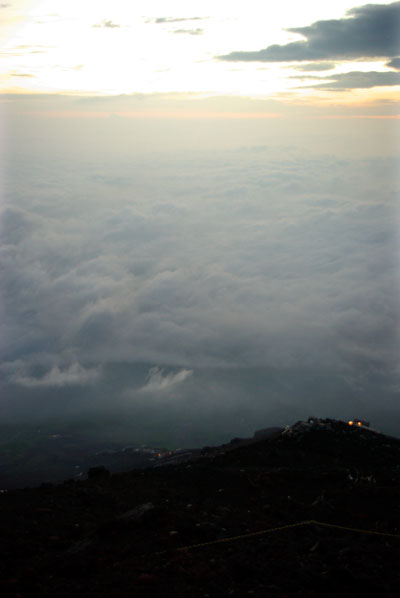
<box><xmin>155</xmin><ymin>519</ymin><xmax>400</xmax><ymax>555</ymax></box>
<box><xmin>308</xmin><ymin>520</ymin><xmax>400</xmax><ymax>539</ymax></box>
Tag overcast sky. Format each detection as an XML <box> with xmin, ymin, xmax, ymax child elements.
<box><xmin>1</xmin><ymin>2</ymin><xmax>399</xmax><ymax>444</ymax></box>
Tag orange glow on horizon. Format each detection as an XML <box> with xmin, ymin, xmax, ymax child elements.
<box><xmin>24</xmin><ymin>110</ymin><xmax>285</xmax><ymax>120</ymax></box>
<box><xmin>115</xmin><ymin>111</ymin><xmax>283</xmax><ymax>119</ymax></box>
<box><xmin>313</xmin><ymin>114</ymin><xmax>400</xmax><ymax>119</ymax></box>
<box><xmin>23</xmin><ymin>110</ymin><xmax>400</xmax><ymax>120</ymax></box>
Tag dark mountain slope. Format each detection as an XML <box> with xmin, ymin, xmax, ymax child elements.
<box><xmin>1</xmin><ymin>419</ymin><xmax>399</xmax><ymax>597</ymax></box>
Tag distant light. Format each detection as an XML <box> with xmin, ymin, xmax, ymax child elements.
<box><xmin>349</xmin><ymin>420</ymin><xmax>364</xmax><ymax>427</ymax></box>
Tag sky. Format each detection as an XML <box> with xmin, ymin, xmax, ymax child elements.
<box><xmin>1</xmin><ymin>2</ymin><xmax>400</xmax><ymax>445</ymax></box>
<box><xmin>1</xmin><ymin>0</ymin><xmax>400</xmax><ymax>100</ymax></box>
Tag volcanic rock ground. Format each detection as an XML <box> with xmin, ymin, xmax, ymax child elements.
<box><xmin>1</xmin><ymin>420</ymin><xmax>400</xmax><ymax>597</ymax></box>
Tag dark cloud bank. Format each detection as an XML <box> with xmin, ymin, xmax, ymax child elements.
<box><xmin>1</xmin><ymin>134</ymin><xmax>399</xmax><ymax>444</ymax></box>
<box><xmin>387</xmin><ymin>57</ymin><xmax>400</xmax><ymax>69</ymax></box>
<box><xmin>294</xmin><ymin>62</ymin><xmax>336</xmax><ymax>72</ymax></box>
<box><xmin>219</xmin><ymin>2</ymin><xmax>400</xmax><ymax>63</ymax></box>
<box><xmin>295</xmin><ymin>70</ymin><xmax>400</xmax><ymax>89</ymax></box>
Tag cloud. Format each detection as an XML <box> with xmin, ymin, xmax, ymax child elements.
<box><xmin>2</xmin><ymin>44</ymin><xmax>51</xmax><ymax>57</ymax></box>
<box><xmin>10</xmin><ymin>72</ymin><xmax>35</xmax><ymax>78</ymax></box>
<box><xmin>172</xmin><ymin>28</ymin><xmax>203</xmax><ymax>36</ymax></box>
<box><xmin>218</xmin><ymin>2</ymin><xmax>400</xmax><ymax>62</ymax></box>
<box><xmin>138</xmin><ymin>367</ymin><xmax>193</xmax><ymax>394</ymax></box>
<box><xmin>294</xmin><ymin>62</ymin><xmax>336</xmax><ymax>72</ymax></box>
<box><xmin>93</xmin><ymin>20</ymin><xmax>120</xmax><ymax>28</ymax></box>
<box><xmin>153</xmin><ymin>17</ymin><xmax>205</xmax><ymax>24</ymax></box>
<box><xmin>295</xmin><ymin>70</ymin><xmax>400</xmax><ymax>89</ymax></box>
<box><xmin>10</xmin><ymin>363</ymin><xmax>101</xmax><ymax>387</ymax></box>
<box><xmin>15</xmin><ymin>45</ymin><xmax>51</xmax><ymax>50</ymax></box>
<box><xmin>387</xmin><ymin>57</ymin><xmax>400</xmax><ymax>69</ymax></box>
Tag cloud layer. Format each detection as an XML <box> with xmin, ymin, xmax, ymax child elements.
<box><xmin>3</xmin><ymin>149</ymin><xmax>397</xmax><ymax>374</ymax></box>
<box><xmin>2</xmin><ymin>120</ymin><xmax>399</xmax><ymax>437</ymax></box>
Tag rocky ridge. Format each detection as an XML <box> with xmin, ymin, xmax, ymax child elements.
<box><xmin>1</xmin><ymin>418</ymin><xmax>399</xmax><ymax>597</ymax></box>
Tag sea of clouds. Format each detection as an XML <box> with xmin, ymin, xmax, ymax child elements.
<box><xmin>1</xmin><ymin>140</ymin><xmax>399</xmax><ymax>443</ymax></box>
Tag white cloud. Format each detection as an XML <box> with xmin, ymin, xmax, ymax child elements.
<box><xmin>12</xmin><ymin>363</ymin><xmax>101</xmax><ymax>387</ymax></box>
<box><xmin>139</xmin><ymin>367</ymin><xmax>193</xmax><ymax>394</ymax></box>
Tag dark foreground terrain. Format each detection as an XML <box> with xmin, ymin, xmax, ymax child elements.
<box><xmin>1</xmin><ymin>419</ymin><xmax>400</xmax><ymax>597</ymax></box>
